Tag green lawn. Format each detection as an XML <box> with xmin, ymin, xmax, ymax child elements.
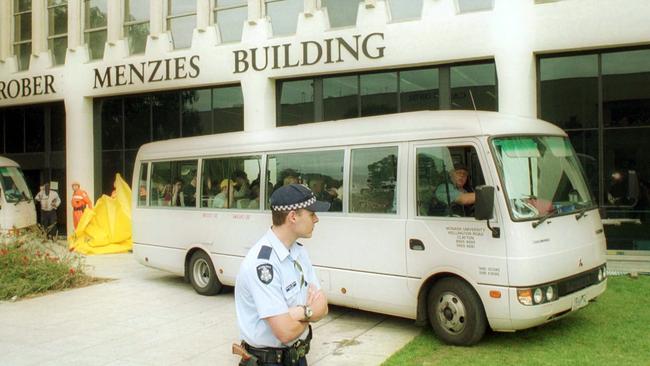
<box><xmin>383</xmin><ymin>276</ymin><xmax>650</xmax><ymax>366</ymax></box>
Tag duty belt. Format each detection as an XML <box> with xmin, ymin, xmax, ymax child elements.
<box><xmin>242</xmin><ymin>325</ymin><xmax>312</xmax><ymax>366</ymax></box>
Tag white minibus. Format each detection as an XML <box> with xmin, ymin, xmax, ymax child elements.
<box><xmin>0</xmin><ymin>156</ymin><xmax>37</xmax><ymax>233</ymax></box>
<box><xmin>132</xmin><ymin>111</ymin><xmax>607</xmax><ymax>345</ymax></box>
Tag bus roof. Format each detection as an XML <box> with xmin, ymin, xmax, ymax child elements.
<box><xmin>136</xmin><ymin>111</ymin><xmax>565</xmax><ymax>161</ymax></box>
<box><xmin>0</xmin><ymin>156</ymin><xmax>20</xmax><ymax>167</ymax></box>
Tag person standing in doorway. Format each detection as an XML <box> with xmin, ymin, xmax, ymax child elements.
<box><xmin>71</xmin><ymin>181</ymin><xmax>92</xmax><ymax>229</ymax></box>
<box><xmin>34</xmin><ymin>183</ymin><xmax>61</xmax><ymax>240</ymax></box>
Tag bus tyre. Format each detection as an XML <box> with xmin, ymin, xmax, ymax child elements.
<box><xmin>189</xmin><ymin>251</ymin><xmax>222</xmax><ymax>296</ymax></box>
<box><xmin>427</xmin><ymin>278</ymin><xmax>487</xmax><ymax>346</ymax></box>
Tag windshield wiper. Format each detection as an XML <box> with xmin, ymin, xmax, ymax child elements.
<box><xmin>575</xmin><ymin>206</ymin><xmax>592</xmax><ymax>221</ymax></box>
<box><xmin>532</xmin><ymin>209</ymin><xmax>560</xmax><ymax>229</ymax></box>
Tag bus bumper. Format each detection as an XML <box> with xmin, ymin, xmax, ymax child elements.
<box><xmin>507</xmin><ymin>279</ymin><xmax>607</xmax><ymax>331</ymax></box>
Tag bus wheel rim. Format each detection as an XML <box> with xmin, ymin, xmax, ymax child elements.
<box><xmin>193</xmin><ymin>258</ymin><xmax>210</xmax><ymax>288</ymax></box>
<box><xmin>436</xmin><ymin>291</ymin><xmax>467</xmax><ymax>334</ymax></box>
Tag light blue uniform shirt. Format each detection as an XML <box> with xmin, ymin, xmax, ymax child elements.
<box><xmin>235</xmin><ymin>229</ymin><xmax>320</xmax><ymax>348</ymax></box>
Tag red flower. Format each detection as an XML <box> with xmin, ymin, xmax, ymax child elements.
<box><xmin>69</xmin><ymin>268</ymin><xmax>76</xmax><ymax>275</ymax></box>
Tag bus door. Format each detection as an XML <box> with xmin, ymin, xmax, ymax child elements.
<box><xmin>406</xmin><ymin>140</ymin><xmax>508</xmax><ymax>294</ymax></box>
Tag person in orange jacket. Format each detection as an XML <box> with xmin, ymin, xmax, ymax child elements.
<box><xmin>71</xmin><ymin>181</ymin><xmax>93</xmax><ymax>229</ymax></box>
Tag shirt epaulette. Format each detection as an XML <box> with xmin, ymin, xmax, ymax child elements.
<box><xmin>257</xmin><ymin>245</ymin><xmax>272</xmax><ymax>260</ymax></box>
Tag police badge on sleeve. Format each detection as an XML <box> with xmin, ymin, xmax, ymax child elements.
<box><xmin>256</xmin><ymin>264</ymin><xmax>274</xmax><ymax>284</ymax></box>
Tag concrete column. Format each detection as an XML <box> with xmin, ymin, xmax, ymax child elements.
<box><xmin>304</xmin><ymin>0</ymin><xmax>317</xmax><ymax>15</ymax></box>
<box><xmin>67</xmin><ymin>0</ymin><xmax>82</xmax><ymax>49</ymax></box>
<box><xmin>32</xmin><ymin>0</ymin><xmax>47</xmax><ymax>54</ymax></box>
<box><xmin>107</xmin><ymin>0</ymin><xmax>123</xmax><ymax>42</ymax></box>
<box><xmin>241</xmin><ymin>75</ymin><xmax>275</xmax><ymax>131</ymax></box>
<box><xmin>493</xmin><ymin>0</ymin><xmax>536</xmax><ymax>118</ymax></box>
<box><xmin>150</xmin><ymin>0</ymin><xmax>164</xmax><ymax>36</ymax></box>
<box><xmin>197</xmin><ymin>0</ymin><xmax>210</xmax><ymax>30</ymax></box>
<box><xmin>248</xmin><ymin>0</ymin><xmax>263</xmax><ymax>24</ymax></box>
<box><xmin>64</xmin><ymin>96</ymin><xmax>94</xmax><ymax>236</ymax></box>
<box><xmin>0</xmin><ymin>0</ymin><xmax>11</xmax><ymax>60</ymax></box>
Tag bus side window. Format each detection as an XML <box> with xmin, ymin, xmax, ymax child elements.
<box><xmin>349</xmin><ymin>146</ymin><xmax>398</xmax><ymax>214</ymax></box>
<box><xmin>266</xmin><ymin>150</ymin><xmax>344</xmax><ymax>212</ymax></box>
<box><xmin>201</xmin><ymin>156</ymin><xmax>261</xmax><ymax>210</ymax></box>
<box><xmin>150</xmin><ymin>160</ymin><xmax>197</xmax><ymax>208</ymax></box>
<box><xmin>138</xmin><ymin>163</ymin><xmax>148</xmax><ymax>206</ymax></box>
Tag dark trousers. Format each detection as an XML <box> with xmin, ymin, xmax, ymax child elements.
<box><xmin>41</xmin><ymin>210</ymin><xmax>58</xmax><ymax>239</ymax></box>
<box><xmin>239</xmin><ymin>358</ymin><xmax>307</xmax><ymax>366</ymax></box>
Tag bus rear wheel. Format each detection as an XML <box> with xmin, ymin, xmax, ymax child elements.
<box><xmin>427</xmin><ymin>277</ymin><xmax>486</xmax><ymax>346</ymax></box>
<box><xmin>189</xmin><ymin>251</ymin><xmax>222</xmax><ymax>296</ymax></box>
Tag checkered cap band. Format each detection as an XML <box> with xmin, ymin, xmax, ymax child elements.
<box><xmin>271</xmin><ymin>195</ymin><xmax>316</xmax><ymax>212</ymax></box>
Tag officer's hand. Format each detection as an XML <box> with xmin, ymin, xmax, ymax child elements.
<box><xmin>306</xmin><ymin>284</ymin><xmax>328</xmax><ymax>320</ymax></box>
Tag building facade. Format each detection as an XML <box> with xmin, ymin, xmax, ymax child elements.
<box><xmin>0</xmin><ymin>0</ymin><xmax>649</xmax><ymax>269</ymax></box>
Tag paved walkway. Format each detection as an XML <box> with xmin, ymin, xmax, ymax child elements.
<box><xmin>0</xmin><ymin>253</ymin><xmax>420</xmax><ymax>365</ymax></box>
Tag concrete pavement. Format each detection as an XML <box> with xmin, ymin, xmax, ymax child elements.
<box><xmin>0</xmin><ymin>253</ymin><xmax>420</xmax><ymax>365</ymax></box>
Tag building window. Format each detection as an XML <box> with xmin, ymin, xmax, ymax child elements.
<box><xmin>265</xmin><ymin>0</ymin><xmax>302</xmax><ymax>36</ymax></box>
<box><xmin>47</xmin><ymin>0</ymin><xmax>68</xmax><ymax>65</ymax></box>
<box><xmin>124</xmin><ymin>0</ymin><xmax>149</xmax><ymax>54</ymax></box>
<box><xmin>389</xmin><ymin>0</ymin><xmax>422</xmax><ymax>21</ymax></box>
<box><xmin>213</xmin><ymin>0</ymin><xmax>247</xmax><ymax>43</ymax></box>
<box><xmin>14</xmin><ymin>0</ymin><xmax>32</xmax><ymax>71</ymax></box>
<box><xmin>539</xmin><ymin>48</ymin><xmax>650</xmax><ymax>252</ymax></box>
<box><xmin>167</xmin><ymin>0</ymin><xmax>195</xmax><ymax>49</ymax></box>
<box><xmin>95</xmin><ymin>85</ymin><xmax>244</xmax><ymax>195</ymax></box>
<box><xmin>322</xmin><ymin>0</ymin><xmax>361</xmax><ymax>28</ymax></box>
<box><xmin>84</xmin><ymin>0</ymin><xmax>107</xmax><ymax>60</ymax></box>
<box><xmin>457</xmin><ymin>0</ymin><xmax>493</xmax><ymax>13</ymax></box>
<box><xmin>277</xmin><ymin>61</ymin><xmax>494</xmax><ymax>126</ymax></box>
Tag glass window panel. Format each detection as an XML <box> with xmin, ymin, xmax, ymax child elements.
<box><xmin>567</xmin><ymin>130</ymin><xmax>599</xmax><ymax>203</ymax></box>
<box><xmin>25</xmin><ymin>107</ymin><xmax>45</xmax><ymax>153</ymax></box>
<box><xmin>48</xmin><ymin>0</ymin><xmax>67</xmax><ymax>6</ymax></box>
<box><xmin>540</xmin><ymin>55</ymin><xmax>598</xmax><ymax>129</ymax></box>
<box><xmin>169</xmin><ymin>0</ymin><xmax>195</xmax><ymax>15</ymax></box>
<box><xmin>216</xmin><ymin>6</ymin><xmax>247</xmax><ymax>43</ymax></box>
<box><xmin>457</xmin><ymin>0</ymin><xmax>493</xmax><ymax>13</ymax></box>
<box><xmin>138</xmin><ymin>162</ymin><xmax>148</xmax><ymax>206</ymax></box>
<box><xmin>124</xmin><ymin>150</ymin><xmax>137</xmax><ymax>187</ymax></box>
<box><xmin>265</xmin><ymin>0</ymin><xmax>302</xmax><ymax>36</ymax></box>
<box><xmin>0</xmin><ymin>111</ymin><xmax>4</xmax><ymax>153</ymax></box>
<box><xmin>450</xmin><ymin>63</ymin><xmax>497</xmax><ymax>111</ymax></box>
<box><xmin>213</xmin><ymin>86</ymin><xmax>244</xmax><ymax>133</ymax></box>
<box><xmin>150</xmin><ymin>160</ymin><xmax>197</xmax><ymax>207</ymax></box>
<box><xmin>49</xmin><ymin>37</ymin><xmax>68</xmax><ymax>65</ymax></box>
<box><xmin>602</xmin><ymin>49</ymin><xmax>650</xmax><ymax>127</ymax></box>
<box><xmin>182</xmin><ymin>89</ymin><xmax>212</xmax><ymax>137</ymax></box>
<box><xmin>16</xmin><ymin>0</ymin><xmax>32</xmax><ymax>12</ymax></box>
<box><xmin>168</xmin><ymin>15</ymin><xmax>195</xmax><ymax>49</ymax></box>
<box><xmin>4</xmin><ymin>109</ymin><xmax>24</xmax><ymax>153</ymax></box>
<box><xmin>279</xmin><ymin>80</ymin><xmax>314</xmax><ymax>126</ymax></box>
<box><xmin>350</xmin><ymin>146</ymin><xmax>398</xmax><ymax>214</ymax></box>
<box><xmin>85</xmin><ymin>0</ymin><xmax>108</xmax><ymax>28</ymax></box>
<box><xmin>400</xmin><ymin>68</ymin><xmax>439</xmax><ymax>112</ymax></box>
<box><xmin>216</xmin><ymin>0</ymin><xmax>247</xmax><ymax>6</ymax></box>
<box><xmin>99</xmin><ymin>98</ymin><xmax>123</xmax><ymax>150</ymax></box>
<box><xmin>14</xmin><ymin>43</ymin><xmax>31</xmax><ymax>71</ymax></box>
<box><xmin>50</xmin><ymin>102</ymin><xmax>66</xmax><ymax>152</ymax></box>
<box><xmin>124</xmin><ymin>96</ymin><xmax>151</xmax><ymax>149</ymax></box>
<box><xmin>49</xmin><ymin>4</ymin><xmax>68</xmax><ymax>35</ymax></box>
<box><xmin>389</xmin><ymin>0</ymin><xmax>422</xmax><ymax>21</ymax></box>
<box><xmin>152</xmin><ymin>92</ymin><xmax>180</xmax><ymax>141</ymax></box>
<box><xmin>16</xmin><ymin>13</ymin><xmax>32</xmax><ymax>40</ymax></box>
<box><xmin>126</xmin><ymin>23</ymin><xmax>149</xmax><ymax>54</ymax></box>
<box><xmin>125</xmin><ymin>0</ymin><xmax>149</xmax><ymax>22</ymax></box>
<box><xmin>201</xmin><ymin>155</ymin><xmax>261</xmax><ymax>209</ymax></box>
<box><xmin>266</xmin><ymin>150</ymin><xmax>344</xmax><ymax>212</ymax></box>
<box><xmin>101</xmin><ymin>151</ymin><xmax>122</xmax><ymax>195</ymax></box>
<box><xmin>361</xmin><ymin>72</ymin><xmax>398</xmax><ymax>117</ymax></box>
<box><xmin>322</xmin><ymin>0</ymin><xmax>360</xmax><ymax>28</ymax></box>
<box><xmin>85</xmin><ymin>30</ymin><xmax>107</xmax><ymax>60</ymax></box>
<box><xmin>324</xmin><ymin>75</ymin><xmax>358</xmax><ymax>120</ymax></box>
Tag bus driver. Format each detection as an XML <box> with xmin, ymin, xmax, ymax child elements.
<box><xmin>435</xmin><ymin>163</ymin><xmax>475</xmax><ymax>216</ymax></box>
<box><xmin>234</xmin><ymin>184</ymin><xmax>329</xmax><ymax>366</ymax></box>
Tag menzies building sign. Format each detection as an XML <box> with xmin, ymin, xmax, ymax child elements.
<box><xmin>233</xmin><ymin>33</ymin><xmax>386</xmax><ymax>73</ymax></box>
<box><xmin>93</xmin><ymin>55</ymin><xmax>201</xmax><ymax>89</ymax></box>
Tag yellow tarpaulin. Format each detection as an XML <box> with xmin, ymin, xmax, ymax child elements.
<box><xmin>68</xmin><ymin>174</ymin><xmax>132</xmax><ymax>255</ymax></box>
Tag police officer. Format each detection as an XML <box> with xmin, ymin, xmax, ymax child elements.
<box><xmin>235</xmin><ymin>184</ymin><xmax>330</xmax><ymax>366</ymax></box>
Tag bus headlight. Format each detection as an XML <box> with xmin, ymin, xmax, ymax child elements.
<box><xmin>533</xmin><ymin>288</ymin><xmax>544</xmax><ymax>304</ymax></box>
<box><xmin>546</xmin><ymin>286</ymin><xmax>555</xmax><ymax>302</ymax></box>
<box><xmin>598</xmin><ymin>268</ymin><xmax>603</xmax><ymax>282</ymax></box>
<box><xmin>518</xmin><ymin>284</ymin><xmax>558</xmax><ymax>306</ymax></box>
<box><xmin>517</xmin><ymin>289</ymin><xmax>533</xmax><ymax>306</ymax></box>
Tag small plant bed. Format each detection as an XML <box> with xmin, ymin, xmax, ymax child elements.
<box><xmin>0</xmin><ymin>228</ymin><xmax>103</xmax><ymax>301</ymax></box>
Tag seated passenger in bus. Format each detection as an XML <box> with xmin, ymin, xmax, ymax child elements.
<box><xmin>309</xmin><ymin>175</ymin><xmax>342</xmax><ymax>212</ymax></box>
<box><xmin>171</xmin><ymin>179</ymin><xmax>184</xmax><ymax>207</ymax></box>
<box><xmin>183</xmin><ymin>176</ymin><xmax>197</xmax><ymax>207</ymax></box>
<box><xmin>434</xmin><ymin>164</ymin><xmax>475</xmax><ymax>216</ymax></box>
<box><xmin>212</xmin><ymin>179</ymin><xmax>235</xmax><ymax>208</ymax></box>
<box><xmin>247</xmin><ymin>183</ymin><xmax>261</xmax><ymax>209</ymax></box>
<box><xmin>232</xmin><ymin>170</ymin><xmax>251</xmax><ymax>201</ymax></box>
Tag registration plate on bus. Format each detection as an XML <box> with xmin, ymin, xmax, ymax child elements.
<box><xmin>572</xmin><ymin>294</ymin><xmax>588</xmax><ymax>311</ymax></box>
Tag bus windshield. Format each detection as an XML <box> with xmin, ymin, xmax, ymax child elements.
<box><xmin>0</xmin><ymin>166</ymin><xmax>33</xmax><ymax>203</ymax></box>
<box><xmin>492</xmin><ymin>136</ymin><xmax>595</xmax><ymax>221</ymax></box>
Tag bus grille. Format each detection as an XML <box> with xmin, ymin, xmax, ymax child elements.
<box><xmin>557</xmin><ymin>268</ymin><xmax>600</xmax><ymax>297</ymax></box>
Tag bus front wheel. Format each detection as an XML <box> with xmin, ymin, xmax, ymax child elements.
<box><xmin>427</xmin><ymin>278</ymin><xmax>486</xmax><ymax>346</ymax></box>
<box><xmin>189</xmin><ymin>251</ymin><xmax>222</xmax><ymax>296</ymax></box>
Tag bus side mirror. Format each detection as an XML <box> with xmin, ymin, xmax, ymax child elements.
<box><xmin>475</xmin><ymin>185</ymin><xmax>495</xmax><ymax>220</ymax></box>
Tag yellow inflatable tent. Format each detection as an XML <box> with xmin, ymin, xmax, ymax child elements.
<box><xmin>69</xmin><ymin>174</ymin><xmax>132</xmax><ymax>254</ymax></box>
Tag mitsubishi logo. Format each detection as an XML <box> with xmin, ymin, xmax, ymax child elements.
<box><xmin>579</xmin><ymin>258</ymin><xmax>584</xmax><ymax>267</ymax></box>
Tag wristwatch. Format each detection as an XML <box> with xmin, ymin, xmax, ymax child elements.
<box><xmin>301</xmin><ymin>305</ymin><xmax>313</xmax><ymax>321</ymax></box>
